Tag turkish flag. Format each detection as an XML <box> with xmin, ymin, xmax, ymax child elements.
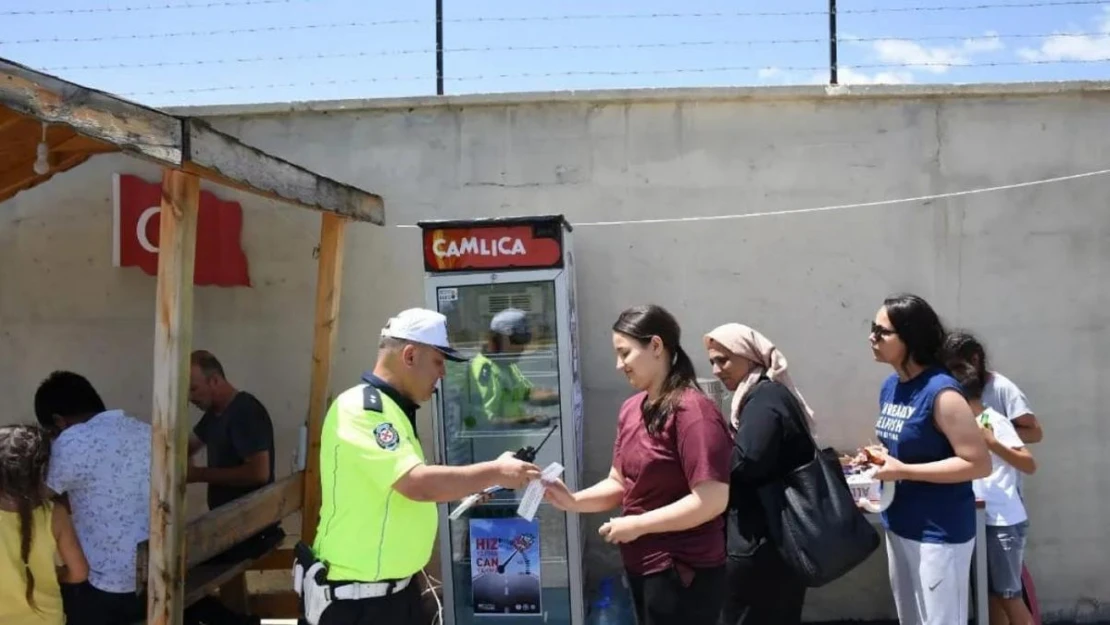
<box><xmin>112</xmin><ymin>173</ymin><xmax>251</xmax><ymax>287</ymax></box>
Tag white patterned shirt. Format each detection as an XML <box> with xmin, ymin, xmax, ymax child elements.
<box><xmin>46</xmin><ymin>410</ymin><xmax>151</xmax><ymax>593</ymax></box>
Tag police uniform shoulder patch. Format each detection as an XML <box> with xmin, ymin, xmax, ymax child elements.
<box><xmin>363</xmin><ymin>385</ymin><xmax>383</xmax><ymax>412</ymax></box>
<box><xmin>373</xmin><ymin>422</ymin><xmax>400</xmax><ymax>451</ymax></box>
<box><xmin>478</xmin><ymin>363</ymin><xmax>492</xmax><ymax>384</ymax></box>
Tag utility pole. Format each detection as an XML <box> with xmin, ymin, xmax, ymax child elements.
<box><xmin>436</xmin><ymin>0</ymin><xmax>445</xmax><ymax>95</ymax></box>
<box><xmin>829</xmin><ymin>0</ymin><xmax>838</xmax><ymax>85</ymax></box>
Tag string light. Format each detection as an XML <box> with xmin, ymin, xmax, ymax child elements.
<box><xmin>32</xmin><ymin>123</ymin><xmax>49</xmax><ymax>175</ymax></box>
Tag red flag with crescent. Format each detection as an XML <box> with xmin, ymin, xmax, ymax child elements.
<box><xmin>112</xmin><ymin>173</ymin><xmax>251</xmax><ymax>287</ymax></box>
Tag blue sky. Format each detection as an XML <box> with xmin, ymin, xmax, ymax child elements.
<box><xmin>1</xmin><ymin>0</ymin><xmax>1108</xmax><ymax>107</ymax></box>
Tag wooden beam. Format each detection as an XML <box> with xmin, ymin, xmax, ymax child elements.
<box><xmin>184</xmin><ymin>474</ymin><xmax>303</xmax><ymax>568</ymax></box>
<box><xmin>0</xmin><ymin>60</ymin><xmax>386</xmax><ymax>219</ymax></box>
<box><xmin>181</xmin><ymin>118</ymin><xmax>384</xmax><ymax>223</ymax></box>
<box><xmin>0</xmin><ymin>150</ymin><xmax>92</xmax><ymax>204</ymax></box>
<box><xmin>0</xmin><ymin>59</ymin><xmax>386</xmax><ymax>218</ymax></box>
<box><xmin>183</xmin><ymin>561</ymin><xmax>259</xmax><ymax>609</ymax></box>
<box><xmin>0</xmin><ymin>129</ymin><xmax>116</xmax><ymax>159</ymax></box>
<box><xmin>217</xmin><ymin>573</ymin><xmax>249</xmax><ymax>614</ymax></box>
<box><xmin>250</xmin><ymin>547</ymin><xmax>294</xmax><ymax>571</ymax></box>
<box><xmin>301</xmin><ymin>213</ymin><xmax>348</xmax><ymax>546</ymax></box>
<box><xmin>250</xmin><ymin>591</ymin><xmax>300</xmax><ymax>619</ymax></box>
<box><xmin>50</xmin><ymin>132</ymin><xmax>119</xmax><ymax>154</ymax></box>
<box><xmin>0</xmin><ymin>110</ymin><xmax>30</xmax><ymax>134</ymax></box>
<box><xmin>147</xmin><ymin>168</ymin><xmax>200</xmax><ymax>625</ymax></box>
<box><xmin>136</xmin><ymin>473</ymin><xmax>304</xmax><ymax>593</ymax></box>
<box><xmin>0</xmin><ymin>60</ymin><xmax>183</xmax><ymax>165</ymax></box>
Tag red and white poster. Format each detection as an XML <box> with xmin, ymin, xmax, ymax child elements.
<box><xmin>112</xmin><ymin>173</ymin><xmax>251</xmax><ymax>287</ymax></box>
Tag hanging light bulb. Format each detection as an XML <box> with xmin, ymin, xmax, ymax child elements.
<box><xmin>33</xmin><ymin>122</ymin><xmax>49</xmax><ymax>175</ymax></box>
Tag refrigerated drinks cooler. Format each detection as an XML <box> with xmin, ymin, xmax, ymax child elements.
<box><xmin>418</xmin><ymin>215</ymin><xmax>586</xmax><ymax>625</ymax></box>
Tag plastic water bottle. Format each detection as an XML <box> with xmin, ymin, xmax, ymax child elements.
<box><xmin>615</xmin><ymin>575</ymin><xmax>634</xmax><ymax>623</ymax></box>
<box><xmin>588</xmin><ymin>596</ymin><xmax>622</xmax><ymax>625</ymax></box>
<box><xmin>588</xmin><ymin>577</ymin><xmax>623</xmax><ymax>625</ymax></box>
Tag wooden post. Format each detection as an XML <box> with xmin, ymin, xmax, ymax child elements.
<box><xmin>301</xmin><ymin>213</ymin><xmax>348</xmax><ymax>546</ymax></box>
<box><xmin>147</xmin><ymin>168</ymin><xmax>200</xmax><ymax>625</ymax></box>
<box><xmin>218</xmin><ymin>573</ymin><xmax>250</xmax><ymax>614</ymax></box>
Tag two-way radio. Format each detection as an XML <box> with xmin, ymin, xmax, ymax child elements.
<box><xmin>514</xmin><ymin>422</ymin><xmax>559</xmax><ymax>462</ymax></box>
<box><xmin>448</xmin><ymin>422</ymin><xmax>560</xmax><ymax>520</ymax></box>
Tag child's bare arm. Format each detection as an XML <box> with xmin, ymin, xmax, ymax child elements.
<box><xmin>987</xmin><ymin>438</ymin><xmax>1037</xmax><ymax>475</ymax></box>
<box><xmin>52</xmin><ymin>503</ymin><xmax>88</xmax><ymax>584</ymax></box>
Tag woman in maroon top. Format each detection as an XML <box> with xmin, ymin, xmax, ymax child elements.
<box><xmin>544</xmin><ymin>305</ymin><xmax>732</xmax><ymax>625</ymax></box>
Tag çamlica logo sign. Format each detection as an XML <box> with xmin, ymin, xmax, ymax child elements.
<box><xmin>423</xmin><ymin>225</ymin><xmax>562</xmax><ymax>271</ymax></box>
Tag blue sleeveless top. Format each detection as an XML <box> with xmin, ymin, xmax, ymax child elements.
<box><xmin>875</xmin><ymin>367</ymin><xmax>975</xmax><ymax>544</ymax></box>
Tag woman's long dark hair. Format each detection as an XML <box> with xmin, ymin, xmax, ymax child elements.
<box><xmin>0</xmin><ymin>425</ymin><xmax>51</xmax><ymax>610</ymax></box>
<box><xmin>612</xmin><ymin>305</ymin><xmax>701</xmax><ymax>435</ymax></box>
<box><xmin>943</xmin><ymin>330</ymin><xmax>989</xmax><ymax>385</ymax></box>
<box><xmin>947</xmin><ymin>358</ymin><xmax>986</xmax><ymax>402</ymax></box>
<box><xmin>883</xmin><ymin>293</ymin><xmax>948</xmax><ymax>370</ymax></box>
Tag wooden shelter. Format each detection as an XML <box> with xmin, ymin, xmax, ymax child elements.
<box><xmin>0</xmin><ymin>57</ymin><xmax>382</xmax><ymax>624</ymax></box>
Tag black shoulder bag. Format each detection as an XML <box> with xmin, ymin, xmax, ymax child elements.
<box><xmin>755</xmin><ymin>384</ymin><xmax>880</xmax><ymax>587</ymax></box>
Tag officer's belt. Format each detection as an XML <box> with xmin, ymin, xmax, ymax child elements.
<box><xmin>294</xmin><ymin>540</ymin><xmax>412</xmax><ymax>602</ymax></box>
<box><xmin>331</xmin><ymin>575</ymin><xmax>412</xmax><ymax>600</ymax></box>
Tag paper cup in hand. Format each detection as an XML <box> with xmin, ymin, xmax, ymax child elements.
<box><xmin>849</xmin><ymin>467</ymin><xmax>896</xmax><ymax>514</ymax></box>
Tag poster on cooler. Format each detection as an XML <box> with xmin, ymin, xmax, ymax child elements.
<box><xmin>469</xmin><ymin>517</ymin><xmax>542</xmax><ymax>616</ymax></box>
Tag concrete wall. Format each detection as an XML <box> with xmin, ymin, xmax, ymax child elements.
<box><xmin>3</xmin><ymin>82</ymin><xmax>1110</xmax><ymax>621</ymax></box>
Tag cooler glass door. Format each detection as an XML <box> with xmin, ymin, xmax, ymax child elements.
<box><xmin>434</xmin><ymin>275</ymin><xmax>573</xmax><ymax>625</ymax></box>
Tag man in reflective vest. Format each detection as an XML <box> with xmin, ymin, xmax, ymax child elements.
<box><xmin>466</xmin><ymin>308</ymin><xmax>559</xmax><ymax>430</ymax></box>
<box><xmin>297</xmin><ymin>308</ymin><xmax>541</xmax><ymax>625</ymax></box>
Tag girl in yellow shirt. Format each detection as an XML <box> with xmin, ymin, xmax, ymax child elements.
<box><xmin>0</xmin><ymin>425</ymin><xmax>88</xmax><ymax>625</ymax></box>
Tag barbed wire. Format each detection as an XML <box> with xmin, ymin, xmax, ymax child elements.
<box><xmin>117</xmin><ymin>58</ymin><xmax>1110</xmax><ymax>97</ymax></box>
<box><xmin>2</xmin><ymin>0</ymin><xmax>309</xmax><ymax>16</ymax></box>
<box><xmin>1</xmin><ymin>22</ymin><xmax>366</xmax><ymax>45</ymax></box>
<box><xmin>3</xmin><ymin>0</ymin><xmax>1105</xmax><ymax>19</ymax></box>
<box><xmin>31</xmin><ymin>32</ymin><xmax>1107</xmax><ymax>72</ymax></box>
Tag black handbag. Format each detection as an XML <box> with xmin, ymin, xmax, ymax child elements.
<box><xmin>755</xmin><ymin>383</ymin><xmax>881</xmax><ymax>587</ymax></box>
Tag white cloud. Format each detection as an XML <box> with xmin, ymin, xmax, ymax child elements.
<box><xmin>839</xmin><ymin>67</ymin><xmax>916</xmax><ymax>85</ymax></box>
<box><xmin>806</xmin><ymin>67</ymin><xmax>915</xmax><ymax>85</ymax></box>
<box><xmin>1018</xmin><ymin>7</ymin><xmax>1110</xmax><ymax>62</ymax></box>
<box><xmin>754</xmin><ymin>29</ymin><xmax>1003</xmax><ymax>87</ymax></box>
<box><xmin>866</xmin><ymin>31</ymin><xmax>1004</xmax><ymax>74</ymax></box>
<box><xmin>963</xmin><ymin>33</ymin><xmax>1005</xmax><ymax>54</ymax></box>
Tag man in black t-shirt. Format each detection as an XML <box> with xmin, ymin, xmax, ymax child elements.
<box><xmin>187</xmin><ymin>350</ymin><xmax>275</xmax><ymax>509</ymax></box>
<box><xmin>185</xmin><ymin>350</ymin><xmax>282</xmax><ymax>625</ymax></box>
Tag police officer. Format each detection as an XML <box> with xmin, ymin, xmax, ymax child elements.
<box><xmin>466</xmin><ymin>308</ymin><xmax>559</xmax><ymax>429</ymax></box>
<box><xmin>298</xmin><ymin>308</ymin><xmax>541</xmax><ymax>625</ymax></box>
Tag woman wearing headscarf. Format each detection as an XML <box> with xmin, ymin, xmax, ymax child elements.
<box><xmin>703</xmin><ymin>323</ymin><xmax>815</xmax><ymax>625</ymax></box>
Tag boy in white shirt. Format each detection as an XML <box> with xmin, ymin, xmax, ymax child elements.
<box><xmin>950</xmin><ymin>362</ymin><xmax>1037</xmax><ymax>625</ymax></box>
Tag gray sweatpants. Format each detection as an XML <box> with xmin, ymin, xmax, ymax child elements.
<box><xmin>885</xmin><ymin>532</ymin><xmax>974</xmax><ymax>625</ymax></box>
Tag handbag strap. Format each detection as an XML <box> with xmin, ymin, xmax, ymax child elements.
<box><xmin>744</xmin><ymin>378</ymin><xmax>820</xmax><ymax>458</ymax></box>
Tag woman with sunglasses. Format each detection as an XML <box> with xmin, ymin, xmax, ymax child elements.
<box><xmin>868</xmin><ymin>293</ymin><xmax>991</xmax><ymax>625</ymax></box>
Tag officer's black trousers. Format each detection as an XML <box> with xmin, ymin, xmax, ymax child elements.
<box><xmin>315</xmin><ymin>581</ymin><xmax>423</xmax><ymax>625</ymax></box>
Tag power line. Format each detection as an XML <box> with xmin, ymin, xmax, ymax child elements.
<box><xmin>33</xmin><ymin>32</ymin><xmax>1107</xmax><ymax>72</ymax></box>
<box><xmin>386</xmin><ymin>165</ymin><xmax>1110</xmax><ymax>227</ymax></box>
<box><xmin>2</xmin><ymin>0</ymin><xmax>309</xmax><ymax>16</ymax></box>
<box><xmin>3</xmin><ymin>0</ymin><xmax>1104</xmax><ymax>18</ymax></box>
<box><xmin>118</xmin><ymin>58</ymin><xmax>1110</xmax><ymax>97</ymax></box>
<box><xmin>567</xmin><ymin>167</ymin><xmax>1110</xmax><ymax>227</ymax></box>
<box><xmin>843</xmin><ymin>0</ymin><xmax>1108</xmax><ymax>12</ymax></box>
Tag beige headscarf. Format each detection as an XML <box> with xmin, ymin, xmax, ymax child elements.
<box><xmin>704</xmin><ymin>323</ymin><xmax>816</xmax><ymax>430</ymax></box>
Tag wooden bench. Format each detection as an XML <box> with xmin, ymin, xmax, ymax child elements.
<box><xmin>133</xmin><ymin>473</ymin><xmax>304</xmax><ymax>619</ymax></box>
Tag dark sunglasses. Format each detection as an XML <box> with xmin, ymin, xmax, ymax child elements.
<box><xmin>870</xmin><ymin>322</ymin><xmax>896</xmax><ymax>338</ymax></box>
